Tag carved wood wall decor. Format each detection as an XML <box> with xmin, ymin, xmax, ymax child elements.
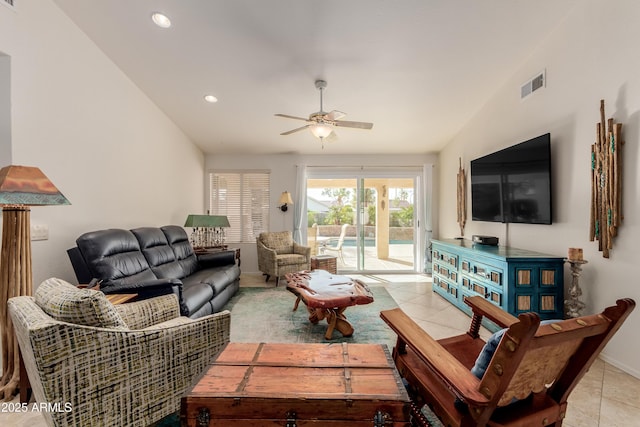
<box><xmin>457</xmin><ymin>157</ymin><xmax>467</xmax><ymax>236</ymax></box>
<box><xmin>590</xmin><ymin>100</ymin><xmax>624</xmax><ymax>258</ymax></box>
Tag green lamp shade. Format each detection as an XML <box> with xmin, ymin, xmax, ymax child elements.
<box><xmin>184</xmin><ymin>214</ymin><xmax>230</xmax><ymax>228</ymax></box>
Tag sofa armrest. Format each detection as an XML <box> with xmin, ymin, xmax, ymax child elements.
<box><xmin>67</xmin><ymin>246</ymin><xmax>93</xmax><ymax>284</ymax></box>
<box><xmin>114</xmin><ymin>294</ymin><xmax>180</xmax><ymax>329</ymax></box>
<box><xmin>197</xmin><ymin>250</ymin><xmax>236</xmax><ymax>268</ymax></box>
<box><xmin>101</xmin><ymin>278</ymin><xmax>189</xmax><ymax>317</ymax></box>
<box><xmin>100</xmin><ymin>278</ymin><xmax>180</xmax><ymax>296</ymax></box>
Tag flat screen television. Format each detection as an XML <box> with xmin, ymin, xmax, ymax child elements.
<box><xmin>470</xmin><ymin>133</ymin><xmax>552</xmax><ymax>224</ymax></box>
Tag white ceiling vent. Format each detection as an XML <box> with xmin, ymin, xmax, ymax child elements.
<box><xmin>521</xmin><ymin>70</ymin><xmax>545</xmax><ymax>100</ymax></box>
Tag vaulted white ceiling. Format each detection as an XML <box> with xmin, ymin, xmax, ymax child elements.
<box><xmin>53</xmin><ymin>0</ymin><xmax>577</xmax><ymax>155</ymax></box>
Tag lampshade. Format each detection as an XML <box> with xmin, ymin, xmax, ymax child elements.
<box><xmin>310</xmin><ymin>123</ymin><xmax>333</xmax><ymax>139</ymax></box>
<box><xmin>278</xmin><ymin>191</ymin><xmax>293</xmax><ymax>205</ymax></box>
<box><xmin>184</xmin><ymin>214</ymin><xmax>230</xmax><ymax>228</ymax></box>
<box><xmin>0</xmin><ymin>165</ymin><xmax>70</xmax><ymax>206</ymax></box>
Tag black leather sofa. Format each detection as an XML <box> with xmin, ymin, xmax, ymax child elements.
<box><xmin>67</xmin><ymin>225</ymin><xmax>240</xmax><ymax>318</ymax></box>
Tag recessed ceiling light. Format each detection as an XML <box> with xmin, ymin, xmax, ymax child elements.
<box><xmin>151</xmin><ymin>12</ymin><xmax>171</xmax><ymax>28</ymax></box>
<box><xmin>204</xmin><ymin>95</ymin><xmax>218</xmax><ymax>103</ymax></box>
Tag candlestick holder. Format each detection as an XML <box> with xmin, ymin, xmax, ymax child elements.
<box><xmin>565</xmin><ymin>259</ymin><xmax>588</xmax><ymax>318</ymax></box>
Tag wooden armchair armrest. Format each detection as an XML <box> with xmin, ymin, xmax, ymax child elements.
<box><xmin>381</xmin><ymin>308</ymin><xmax>489</xmax><ymax>406</ymax></box>
<box><xmin>464</xmin><ymin>296</ymin><xmax>519</xmax><ymax>336</ymax></box>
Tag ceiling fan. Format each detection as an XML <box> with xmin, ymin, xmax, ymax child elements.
<box><xmin>275</xmin><ymin>80</ymin><xmax>373</xmax><ymax>146</ymax></box>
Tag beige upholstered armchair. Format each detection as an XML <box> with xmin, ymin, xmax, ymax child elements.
<box><xmin>257</xmin><ymin>231</ymin><xmax>311</xmax><ymax>286</ymax></box>
<box><xmin>8</xmin><ymin>278</ymin><xmax>230</xmax><ymax>427</ymax></box>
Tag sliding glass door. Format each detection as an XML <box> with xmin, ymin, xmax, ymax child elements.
<box><xmin>361</xmin><ymin>178</ymin><xmax>416</xmax><ymax>271</ymax></box>
<box><xmin>306</xmin><ymin>170</ymin><xmax>419</xmax><ymax>273</ymax></box>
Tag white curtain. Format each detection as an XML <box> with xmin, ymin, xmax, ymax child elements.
<box><xmin>423</xmin><ymin>163</ymin><xmax>433</xmax><ymax>273</ymax></box>
<box><xmin>293</xmin><ymin>164</ymin><xmax>307</xmax><ymax>244</ymax></box>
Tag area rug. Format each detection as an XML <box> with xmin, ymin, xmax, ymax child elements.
<box><xmin>156</xmin><ymin>285</ymin><xmax>442</xmax><ymax>427</ymax></box>
<box><xmin>226</xmin><ymin>285</ymin><xmax>399</xmax><ymax>349</ymax></box>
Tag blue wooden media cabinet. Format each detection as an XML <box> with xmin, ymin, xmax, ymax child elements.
<box><xmin>432</xmin><ymin>239</ymin><xmax>565</xmax><ymax>331</ymax></box>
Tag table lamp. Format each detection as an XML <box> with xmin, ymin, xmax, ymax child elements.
<box><xmin>184</xmin><ymin>214</ymin><xmax>230</xmax><ymax>249</ymax></box>
<box><xmin>0</xmin><ymin>165</ymin><xmax>70</xmax><ymax>400</ymax></box>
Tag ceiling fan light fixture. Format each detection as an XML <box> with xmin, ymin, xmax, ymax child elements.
<box><xmin>151</xmin><ymin>12</ymin><xmax>171</xmax><ymax>28</ymax></box>
<box><xmin>275</xmin><ymin>79</ymin><xmax>373</xmax><ymax>143</ymax></box>
<box><xmin>310</xmin><ymin>123</ymin><xmax>333</xmax><ymax>139</ymax></box>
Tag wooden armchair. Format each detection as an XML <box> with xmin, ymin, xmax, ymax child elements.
<box><xmin>380</xmin><ymin>296</ymin><xmax>635</xmax><ymax>427</ymax></box>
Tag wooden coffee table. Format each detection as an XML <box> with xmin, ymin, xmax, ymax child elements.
<box><xmin>181</xmin><ymin>342</ymin><xmax>411</xmax><ymax>426</ymax></box>
<box><xmin>285</xmin><ymin>269</ymin><xmax>374</xmax><ymax>339</ymax></box>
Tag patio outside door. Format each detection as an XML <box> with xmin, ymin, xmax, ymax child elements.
<box><xmin>306</xmin><ymin>174</ymin><xmax>417</xmax><ymax>273</ymax></box>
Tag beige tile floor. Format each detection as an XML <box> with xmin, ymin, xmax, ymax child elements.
<box><xmin>2</xmin><ymin>273</ymin><xmax>639</xmax><ymax>426</ymax></box>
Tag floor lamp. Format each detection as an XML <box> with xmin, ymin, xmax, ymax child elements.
<box><xmin>0</xmin><ymin>165</ymin><xmax>69</xmax><ymax>400</ymax></box>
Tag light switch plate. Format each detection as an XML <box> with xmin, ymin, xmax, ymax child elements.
<box><xmin>31</xmin><ymin>224</ymin><xmax>49</xmax><ymax>241</ymax></box>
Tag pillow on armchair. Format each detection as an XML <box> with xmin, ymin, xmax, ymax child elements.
<box><xmin>470</xmin><ymin>328</ymin><xmax>506</xmax><ymax>379</ymax></box>
<box><xmin>471</xmin><ymin>319</ymin><xmax>563</xmax><ymax>379</ymax></box>
<box><xmin>35</xmin><ymin>277</ymin><xmax>128</xmax><ymax>329</ymax></box>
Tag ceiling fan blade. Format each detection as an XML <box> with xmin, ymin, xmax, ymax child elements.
<box><xmin>275</xmin><ymin>113</ymin><xmax>310</xmax><ymax>122</ymax></box>
<box><xmin>325</xmin><ymin>110</ymin><xmax>346</xmax><ymax>121</ymax></box>
<box><xmin>280</xmin><ymin>125</ymin><xmax>310</xmax><ymax>135</ymax></box>
<box><xmin>334</xmin><ymin>120</ymin><xmax>374</xmax><ymax>130</ymax></box>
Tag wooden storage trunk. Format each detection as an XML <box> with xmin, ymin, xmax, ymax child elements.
<box><xmin>181</xmin><ymin>342</ymin><xmax>410</xmax><ymax>426</ymax></box>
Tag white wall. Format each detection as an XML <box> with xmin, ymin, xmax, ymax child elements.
<box><xmin>439</xmin><ymin>0</ymin><xmax>640</xmax><ymax>376</ymax></box>
<box><xmin>206</xmin><ymin>153</ymin><xmax>438</xmax><ymax>275</ymax></box>
<box><xmin>0</xmin><ymin>55</ymin><xmax>10</xmax><ymax>164</ymax></box>
<box><xmin>0</xmin><ymin>1</ymin><xmax>205</xmax><ymax>286</ymax></box>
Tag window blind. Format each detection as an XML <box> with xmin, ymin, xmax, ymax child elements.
<box><xmin>209</xmin><ymin>171</ymin><xmax>270</xmax><ymax>243</ymax></box>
